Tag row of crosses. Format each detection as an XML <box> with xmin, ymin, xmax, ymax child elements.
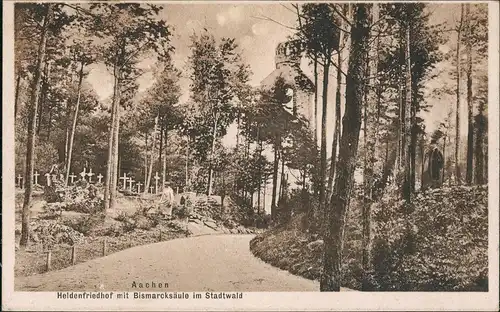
<box><xmin>119</xmin><ymin>172</ymin><xmax>162</xmax><ymax>194</ymax></box>
<box><xmin>16</xmin><ymin>168</ymin><xmax>104</xmax><ymax>188</ymax></box>
<box><xmin>16</xmin><ymin>170</ymin><xmax>166</xmax><ymax>194</ymax></box>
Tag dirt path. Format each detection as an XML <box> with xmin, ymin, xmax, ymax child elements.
<box><xmin>16</xmin><ymin>234</ymin><xmax>352</xmax><ymax>292</ymax></box>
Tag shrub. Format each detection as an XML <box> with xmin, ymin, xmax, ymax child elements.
<box><xmin>63</xmin><ymin>213</ymin><xmax>105</xmax><ymax>236</ymax></box>
<box><xmin>371</xmin><ymin>185</ymin><xmax>488</xmax><ymax>291</ymax></box>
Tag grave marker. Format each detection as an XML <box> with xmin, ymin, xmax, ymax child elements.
<box><xmin>33</xmin><ymin>171</ymin><xmax>40</xmax><ymax>185</ymax></box>
<box><xmin>80</xmin><ymin>168</ymin><xmax>87</xmax><ymax>181</ymax></box>
<box><xmin>128</xmin><ymin>177</ymin><xmax>135</xmax><ymax>191</ymax></box>
<box><xmin>17</xmin><ymin>175</ymin><xmax>23</xmax><ymax>188</ymax></box>
<box><xmin>150</xmin><ymin>186</ymin><xmax>154</xmax><ymax>193</ymax></box>
<box><xmin>69</xmin><ymin>173</ymin><xmax>76</xmax><ymax>184</ymax></box>
<box><xmin>137</xmin><ymin>182</ymin><xmax>143</xmax><ymax>193</ymax></box>
<box><xmin>97</xmin><ymin>173</ymin><xmax>103</xmax><ymax>184</ymax></box>
<box><xmin>87</xmin><ymin>168</ymin><xmax>94</xmax><ymax>183</ymax></box>
<box><xmin>119</xmin><ymin>173</ymin><xmax>128</xmax><ymax>189</ymax></box>
<box><xmin>45</xmin><ymin>173</ymin><xmax>52</xmax><ymax>186</ymax></box>
<box><xmin>154</xmin><ymin>172</ymin><xmax>160</xmax><ymax>194</ymax></box>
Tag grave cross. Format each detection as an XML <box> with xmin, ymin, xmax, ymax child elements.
<box><xmin>33</xmin><ymin>171</ymin><xmax>40</xmax><ymax>185</ymax></box>
<box><xmin>150</xmin><ymin>186</ymin><xmax>155</xmax><ymax>194</ymax></box>
<box><xmin>17</xmin><ymin>175</ymin><xmax>23</xmax><ymax>188</ymax></box>
<box><xmin>97</xmin><ymin>173</ymin><xmax>103</xmax><ymax>184</ymax></box>
<box><xmin>80</xmin><ymin>168</ymin><xmax>87</xmax><ymax>181</ymax></box>
<box><xmin>87</xmin><ymin>168</ymin><xmax>94</xmax><ymax>183</ymax></box>
<box><xmin>127</xmin><ymin>177</ymin><xmax>135</xmax><ymax>191</ymax></box>
<box><xmin>69</xmin><ymin>173</ymin><xmax>76</xmax><ymax>184</ymax></box>
<box><xmin>154</xmin><ymin>172</ymin><xmax>160</xmax><ymax>194</ymax></box>
<box><xmin>119</xmin><ymin>173</ymin><xmax>128</xmax><ymax>189</ymax></box>
<box><xmin>45</xmin><ymin>173</ymin><xmax>52</xmax><ymax>186</ymax></box>
<box><xmin>137</xmin><ymin>182</ymin><xmax>143</xmax><ymax>193</ymax></box>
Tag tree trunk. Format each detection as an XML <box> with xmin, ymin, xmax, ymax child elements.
<box><xmin>144</xmin><ymin>132</ymin><xmax>148</xmax><ymax>190</ymax></box>
<box><xmin>402</xmin><ymin>22</ymin><xmax>412</xmax><ymax>203</ymax></box>
<box><xmin>320</xmin><ymin>4</ymin><xmax>369</xmax><ymax>291</ymax></box>
<box><xmin>21</xmin><ymin>4</ymin><xmax>53</xmax><ymax>247</ymax></box>
<box><xmin>474</xmin><ymin>103</ymin><xmax>486</xmax><ymax>184</ymax></box>
<box><xmin>146</xmin><ymin>115</ymin><xmax>159</xmax><ymax>193</ymax></box>
<box><xmin>162</xmin><ymin>129</ymin><xmax>168</xmax><ymax>187</ymax></box>
<box><xmin>314</xmin><ymin>53</ymin><xmax>319</xmax><ymax>146</ymax></box>
<box><xmin>465</xmin><ymin>4</ymin><xmax>474</xmax><ymax>185</ymax></box>
<box><xmin>104</xmin><ymin>66</ymin><xmax>121</xmax><ymax>210</ymax></box>
<box><xmin>319</xmin><ymin>56</ymin><xmax>331</xmax><ymax>222</ymax></box>
<box><xmin>271</xmin><ymin>134</ymin><xmax>280</xmax><ymax>222</ymax></box>
<box><xmin>159</xmin><ymin>123</ymin><xmax>164</xmax><ymax>179</ymax></box>
<box><xmin>442</xmin><ymin>134</ymin><xmax>447</xmax><ymax>185</ymax></box>
<box><xmin>15</xmin><ymin>74</ymin><xmax>21</xmax><ymax>119</ymax></box>
<box><xmin>455</xmin><ymin>5</ymin><xmax>464</xmax><ymax>185</ymax></box>
<box><xmin>36</xmin><ymin>61</ymin><xmax>49</xmax><ymax>136</ymax></box>
<box><xmin>185</xmin><ymin>136</ymin><xmax>189</xmax><ymax>190</ymax></box>
<box><xmin>207</xmin><ymin>115</ymin><xmax>218</xmax><ymax>196</ymax></box>
<box><xmin>65</xmin><ymin>61</ymin><xmax>85</xmax><ymax>186</ymax></box>
<box><xmin>110</xmin><ymin>93</ymin><xmax>120</xmax><ymax>208</ymax></box>
<box><xmin>362</xmin><ymin>3</ymin><xmax>379</xmax><ymax>291</ymax></box>
<box><xmin>327</xmin><ymin>34</ymin><xmax>344</xmax><ymax>199</ymax></box>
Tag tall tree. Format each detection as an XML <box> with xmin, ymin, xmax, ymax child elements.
<box><xmin>321</xmin><ymin>3</ymin><xmax>370</xmax><ymax>291</ymax></box>
<box><xmin>465</xmin><ymin>3</ymin><xmax>474</xmax><ymax>185</ymax></box>
<box><xmin>455</xmin><ymin>4</ymin><xmax>464</xmax><ymax>185</ymax></box>
<box><xmin>20</xmin><ymin>3</ymin><xmax>54</xmax><ymax>247</ymax></box>
<box><xmin>362</xmin><ymin>3</ymin><xmax>380</xmax><ymax>290</ymax></box>
<box><xmin>188</xmin><ymin>31</ymin><xmax>251</xmax><ymax>196</ymax></box>
<box><xmin>297</xmin><ymin>3</ymin><xmax>340</xmax><ymax>227</ymax></box>
<box><xmin>89</xmin><ymin>3</ymin><xmax>173</xmax><ymax>210</ymax></box>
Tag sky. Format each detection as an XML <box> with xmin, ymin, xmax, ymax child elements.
<box><xmin>86</xmin><ymin>3</ymin><xmax>476</xmax><ymax>148</ymax></box>
<box><xmin>82</xmin><ymin>3</ymin><xmax>486</xmax><ymax>211</ymax></box>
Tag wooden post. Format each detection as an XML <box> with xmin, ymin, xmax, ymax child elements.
<box><xmin>159</xmin><ymin>230</ymin><xmax>162</xmax><ymax>242</ymax></box>
<box><xmin>46</xmin><ymin>250</ymin><xmax>52</xmax><ymax>272</ymax></box>
<box><xmin>102</xmin><ymin>239</ymin><xmax>107</xmax><ymax>256</ymax></box>
<box><xmin>71</xmin><ymin>245</ymin><xmax>76</xmax><ymax>265</ymax></box>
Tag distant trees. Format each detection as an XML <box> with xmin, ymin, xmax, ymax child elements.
<box><xmin>88</xmin><ymin>3</ymin><xmax>173</xmax><ymax>210</ymax></box>
<box><xmin>187</xmin><ymin>31</ymin><xmax>252</xmax><ymax>196</ymax></box>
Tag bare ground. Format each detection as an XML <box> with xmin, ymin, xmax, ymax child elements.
<box><xmin>15</xmin><ymin>234</ymin><xmax>350</xmax><ymax>292</ymax></box>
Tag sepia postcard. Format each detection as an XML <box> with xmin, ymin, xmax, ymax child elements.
<box><xmin>2</xmin><ymin>1</ymin><xmax>499</xmax><ymax>311</ymax></box>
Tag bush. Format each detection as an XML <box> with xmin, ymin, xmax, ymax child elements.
<box><xmin>371</xmin><ymin>185</ymin><xmax>488</xmax><ymax>291</ymax></box>
<box><xmin>63</xmin><ymin>213</ymin><xmax>105</xmax><ymax>236</ymax></box>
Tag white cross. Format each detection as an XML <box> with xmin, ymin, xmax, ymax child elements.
<box><xmin>87</xmin><ymin>168</ymin><xmax>94</xmax><ymax>183</ymax></box>
<box><xmin>119</xmin><ymin>173</ymin><xmax>128</xmax><ymax>189</ymax></box>
<box><xmin>137</xmin><ymin>182</ymin><xmax>143</xmax><ymax>193</ymax></box>
<box><xmin>33</xmin><ymin>171</ymin><xmax>40</xmax><ymax>185</ymax></box>
<box><xmin>80</xmin><ymin>168</ymin><xmax>87</xmax><ymax>180</ymax></box>
<box><xmin>127</xmin><ymin>177</ymin><xmax>135</xmax><ymax>190</ymax></box>
<box><xmin>97</xmin><ymin>173</ymin><xmax>103</xmax><ymax>184</ymax></box>
<box><xmin>17</xmin><ymin>175</ymin><xmax>23</xmax><ymax>187</ymax></box>
<box><xmin>154</xmin><ymin>172</ymin><xmax>160</xmax><ymax>194</ymax></box>
<box><xmin>69</xmin><ymin>173</ymin><xmax>76</xmax><ymax>184</ymax></box>
<box><xmin>150</xmin><ymin>186</ymin><xmax>155</xmax><ymax>193</ymax></box>
<box><xmin>45</xmin><ymin>173</ymin><xmax>52</xmax><ymax>186</ymax></box>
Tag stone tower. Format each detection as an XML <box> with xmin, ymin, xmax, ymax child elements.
<box><xmin>260</xmin><ymin>40</ymin><xmax>315</xmax><ymax>132</ymax></box>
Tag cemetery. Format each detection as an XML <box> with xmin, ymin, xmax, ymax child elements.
<box><xmin>15</xmin><ymin>167</ymin><xmax>264</xmax><ymax>277</ymax></box>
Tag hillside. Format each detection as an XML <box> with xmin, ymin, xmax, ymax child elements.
<box><xmin>250</xmin><ymin>185</ymin><xmax>488</xmax><ymax>291</ymax></box>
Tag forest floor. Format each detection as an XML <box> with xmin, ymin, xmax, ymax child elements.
<box><xmin>14</xmin><ymin>190</ymin><xmax>263</xmax><ymax>278</ymax></box>
<box><xmin>15</xmin><ymin>234</ymin><xmax>354</xmax><ymax>291</ymax></box>
<box><xmin>250</xmin><ymin>185</ymin><xmax>488</xmax><ymax>291</ymax></box>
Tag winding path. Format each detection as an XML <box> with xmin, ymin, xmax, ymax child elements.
<box><xmin>15</xmin><ymin>234</ymin><xmax>340</xmax><ymax>292</ymax></box>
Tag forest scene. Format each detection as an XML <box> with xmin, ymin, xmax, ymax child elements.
<box><xmin>13</xmin><ymin>2</ymin><xmax>489</xmax><ymax>292</ymax></box>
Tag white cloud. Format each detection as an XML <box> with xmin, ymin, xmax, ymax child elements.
<box><xmin>216</xmin><ymin>14</ymin><xmax>227</xmax><ymax>26</ymax></box>
<box><xmin>252</xmin><ymin>22</ymin><xmax>269</xmax><ymax>36</ymax></box>
<box><xmin>216</xmin><ymin>6</ymin><xmax>245</xmax><ymax>27</ymax></box>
